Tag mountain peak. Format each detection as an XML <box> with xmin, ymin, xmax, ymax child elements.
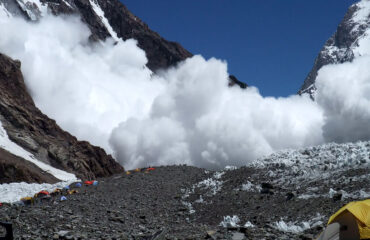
<box><xmin>299</xmin><ymin>0</ymin><xmax>370</xmax><ymax>97</ymax></box>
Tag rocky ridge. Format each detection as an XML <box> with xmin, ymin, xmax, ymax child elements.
<box><xmin>299</xmin><ymin>0</ymin><xmax>370</xmax><ymax>96</ymax></box>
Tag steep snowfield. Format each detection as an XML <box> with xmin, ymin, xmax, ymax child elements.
<box><xmin>0</xmin><ymin>120</ymin><xmax>77</xmax><ymax>182</ymax></box>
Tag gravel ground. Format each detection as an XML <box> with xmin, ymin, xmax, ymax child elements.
<box><xmin>0</xmin><ymin>164</ymin><xmax>368</xmax><ymax>240</ymax></box>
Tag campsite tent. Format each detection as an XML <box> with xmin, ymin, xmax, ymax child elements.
<box><xmin>317</xmin><ymin>199</ymin><xmax>370</xmax><ymax>240</ymax></box>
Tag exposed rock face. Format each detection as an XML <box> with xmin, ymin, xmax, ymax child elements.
<box><xmin>0</xmin><ymin>147</ymin><xmax>59</xmax><ymax>183</ymax></box>
<box><xmin>299</xmin><ymin>0</ymin><xmax>370</xmax><ymax>96</ymax></box>
<box><xmin>228</xmin><ymin>75</ymin><xmax>247</xmax><ymax>89</ymax></box>
<box><xmin>0</xmin><ymin>53</ymin><xmax>124</xmax><ymax>182</ymax></box>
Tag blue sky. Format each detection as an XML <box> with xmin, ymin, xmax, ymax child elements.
<box><xmin>122</xmin><ymin>1</ymin><xmax>358</xmax><ymax>97</ymax></box>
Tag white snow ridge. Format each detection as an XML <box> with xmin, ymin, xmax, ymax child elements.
<box><xmin>89</xmin><ymin>0</ymin><xmax>119</xmax><ymax>41</ymax></box>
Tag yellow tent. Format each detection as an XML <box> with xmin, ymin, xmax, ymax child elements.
<box><xmin>325</xmin><ymin>199</ymin><xmax>370</xmax><ymax>240</ymax></box>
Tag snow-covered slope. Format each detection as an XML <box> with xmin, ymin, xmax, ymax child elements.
<box><xmin>299</xmin><ymin>0</ymin><xmax>370</xmax><ymax>96</ymax></box>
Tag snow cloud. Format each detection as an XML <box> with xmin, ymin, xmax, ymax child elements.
<box><xmin>110</xmin><ymin>56</ymin><xmax>324</xmax><ymax>169</ymax></box>
<box><xmin>316</xmin><ymin>56</ymin><xmax>370</xmax><ymax>143</ymax></box>
<box><xmin>0</xmin><ymin>15</ymin><xmax>164</xmax><ymax>153</ymax></box>
<box><xmin>0</xmin><ymin>13</ymin><xmax>368</xmax><ymax>170</ymax></box>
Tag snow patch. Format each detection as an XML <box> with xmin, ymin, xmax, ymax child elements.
<box><xmin>0</xmin><ymin>120</ymin><xmax>77</xmax><ymax>182</ymax></box>
<box><xmin>195</xmin><ymin>195</ymin><xmax>204</xmax><ymax>203</ymax></box>
<box><xmin>220</xmin><ymin>216</ymin><xmax>255</xmax><ymax>229</ymax></box>
<box><xmin>89</xmin><ymin>0</ymin><xmax>119</xmax><ymax>41</ymax></box>
<box><xmin>195</xmin><ymin>171</ymin><xmax>224</xmax><ymax>195</ymax></box>
<box><xmin>274</xmin><ymin>220</ymin><xmax>311</xmax><ymax>234</ymax></box>
<box><xmin>225</xmin><ymin>165</ymin><xmax>237</xmax><ymax>171</ymax></box>
<box><xmin>244</xmin><ymin>221</ymin><xmax>255</xmax><ymax>228</ymax></box>
<box><xmin>181</xmin><ymin>200</ymin><xmax>195</xmax><ymax>214</ymax></box>
<box><xmin>274</xmin><ymin>214</ymin><xmax>324</xmax><ymax>234</ymax></box>
<box><xmin>220</xmin><ymin>215</ymin><xmax>240</xmax><ymax>228</ymax></box>
<box><xmin>0</xmin><ymin>181</ymin><xmax>75</xmax><ymax>203</ymax></box>
<box><xmin>352</xmin><ymin>0</ymin><xmax>370</xmax><ymax>25</ymax></box>
<box><xmin>61</xmin><ymin>0</ymin><xmax>73</xmax><ymax>9</ymax></box>
<box><xmin>240</xmin><ymin>181</ymin><xmax>261</xmax><ymax>192</ymax></box>
<box><xmin>180</xmin><ymin>188</ymin><xmax>196</xmax><ymax>214</ymax></box>
<box><xmin>328</xmin><ymin>188</ymin><xmax>337</xmax><ymax>198</ymax></box>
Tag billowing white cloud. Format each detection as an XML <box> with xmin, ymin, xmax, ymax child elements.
<box><xmin>0</xmin><ymin>15</ymin><xmax>164</xmax><ymax>152</ymax></box>
<box><xmin>110</xmin><ymin>56</ymin><xmax>324</xmax><ymax>169</ymax></box>
<box><xmin>316</xmin><ymin>56</ymin><xmax>370</xmax><ymax>143</ymax></box>
<box><xmin>0</xmin><ymin>13</ymin><xmax>368</xmax><ymax>170</ymax></box>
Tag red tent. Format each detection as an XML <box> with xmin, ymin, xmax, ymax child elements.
<box><xmin>37</xmin><ymin>190</ymin><xmax>50</xmax><ymax>196</ymax></box>
<box><xmin>84</xmin><ymin>180</ymin><xmax>97</xmax><ymax>185</ymax></box>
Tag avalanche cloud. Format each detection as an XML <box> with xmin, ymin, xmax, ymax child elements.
<box><xmin>0</xmin><ymin>13</ymin><xmax>369</xmax><ymax>169</ymax></box>
<box><xmin>316</xmin><ymin>55</ymin><xmax>370</xmax><ymax>143</ymax></box>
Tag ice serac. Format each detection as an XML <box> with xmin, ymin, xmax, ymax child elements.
<box><xmin>299</xmin><ymin>0</ymin><xmax>370</xmax><ymax>97</ymax></box>
<box><xmin>0</xmin><ymin>53</ymin><xmax>124</xmax><ymax>182</ymax></box>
